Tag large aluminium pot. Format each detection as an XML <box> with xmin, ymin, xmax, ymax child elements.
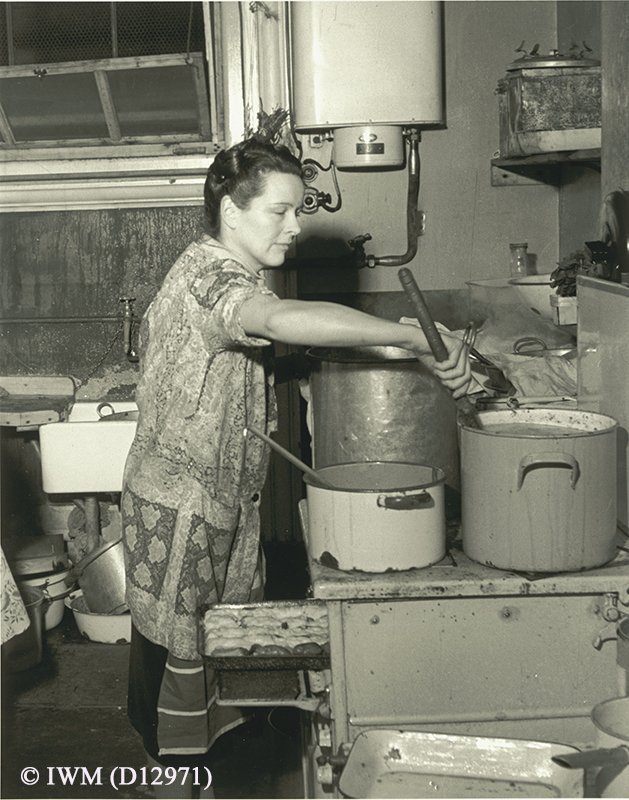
<box><xmin>460</xmin><ymin>408</ymin><xmax>618</xmax><ymax>573</ymax></box>
<box><xmin>305</xmin><ymin>461</ymin><xmax>446</xmax><ymax>572</ymax></box>
<box><xmin>75</xmin><ymin>538</ymin><xmax>127</xmax><ymax>614</ymax></box>
<box><xmin>307</xmin><ymin>347</ymin><xmax>459</xmax><ymax>491</ymax></box>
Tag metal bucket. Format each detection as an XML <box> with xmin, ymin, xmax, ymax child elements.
<box><xmin>307</xmin><ymin>345</ymin><xmax>459</xmax><ymax>493</ymax></box>
<box><xmin>75</xmin><ymin>538</ymin><xmax>127</xmax><ymax>614</ymax></box>
<box><xmin>3</xmin><ymin>585</ymin><xmax>48</xmax><ymax>671</ymax></box>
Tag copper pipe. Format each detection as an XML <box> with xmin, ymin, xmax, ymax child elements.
<box><xmin>370</xmin><ymin>131</ymin><xmax>422</xmax><ymax>268</ymax></box>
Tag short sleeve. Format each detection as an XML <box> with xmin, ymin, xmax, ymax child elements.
<box><xmin>191</xmin><ymin>262</ymin><xmax>277</xmax><ymax>348</ymax></box>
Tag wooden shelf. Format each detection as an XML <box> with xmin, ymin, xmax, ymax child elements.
<box><xmin>491</xmin><ymin>148</ymin><xmax>601</xmax><ymax>186</ymax></box>
<box><xmin>0</xmin><ymin>376</ymin><xmax>74</xmax><ymax>428</ymax></box>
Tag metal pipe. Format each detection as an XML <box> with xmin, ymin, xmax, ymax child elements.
<box><xmin>0</xmin><ymin>316</ymin><xmax>122</xmax><ymax>324</ymax></box>
<box><xmin>120</xmin><ymin>297</ymin><xmax>138</xmax><ymax>361</ymax></box>
<box><xmin>350</xmin><ymin>705</ymin><xmax>592</xmax><ymax>727</ymax></box>
<box><xmin>369</xmin><ymin>131</ymin><xmax>422</xmax><ymax>268</ymax></box>
<box><xmin>83</xmin><ymin>496</ymin><xmax>102</xmax><ymax>554</ymax></box>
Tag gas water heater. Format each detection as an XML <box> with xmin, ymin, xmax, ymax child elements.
<box><xmin>289</xmin><ymin>1</ymin><xmax>444</xmax><ymax>169</ymax></box>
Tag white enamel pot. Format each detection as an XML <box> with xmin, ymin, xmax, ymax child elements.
<box><xmin>460</xmin><ymin>408</ymin><xmax>618</xmax><ymax>573</ymax></box>
<box><xmin>20</xmin><ymin>568</ymin><xmax>75</xmax><ymax>630</ymax></box>
<box><xmin>305</xmin><ymin>461</ymin><xmax>445</xmax><ymax>572</ymax></box>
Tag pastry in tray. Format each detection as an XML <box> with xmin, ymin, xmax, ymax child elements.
<box><xmin>203</xmin><ymin>600</ymin><xmax>329</xmax><ymax>657</ymax></box>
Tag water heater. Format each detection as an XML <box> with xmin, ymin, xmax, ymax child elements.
<box><xmin>289</xmin><ymin>1</ymin><xmax>444</xmax><ymax>168</ymax></box>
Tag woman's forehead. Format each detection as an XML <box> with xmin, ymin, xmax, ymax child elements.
<box><xmin>257</xmin><ymin>171</ymin><xmax>304</xmax><ymax>203</ymax></box>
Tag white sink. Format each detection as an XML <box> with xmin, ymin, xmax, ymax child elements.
<box><xmin>39</xmin><ymin>401</ymin><xmax>138</xmax><ymax>494</ymax></box>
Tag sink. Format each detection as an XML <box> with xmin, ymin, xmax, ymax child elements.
<box><xmin>39</xmin><ymin>401</ymin><xmax>138</xmax><ymax>494</ymax></box>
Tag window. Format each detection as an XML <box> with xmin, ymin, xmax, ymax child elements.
<box><xmin>0</xmin><ymin>53</ymin><xmax>213</xmax><ymax>148</ymax></box>
<box><xmin>0</xmin><ymin>2</ymin><xmax>219</xmax><ymax>154</ymax></box>
<box><xmin>1</xmin><ymin>1</ymin><xmax>206</xmax><ymax>65</ymax></box>
<box><xmin>0</xmin><ymin>2</ymin><xmax>225</xmax><ymax>209</ymax></box>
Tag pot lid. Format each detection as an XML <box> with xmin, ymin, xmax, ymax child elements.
<box><xmin>507</xmin><ymin>43</ymin><xmax>600</xmax><ymax>71</ymax></box>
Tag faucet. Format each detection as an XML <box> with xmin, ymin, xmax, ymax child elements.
<box><xmin>119</xmin><ymin>297</ymin><xmax>139</xmax><ymax>362</ymax></box>
<box><xmin>348</xmin><ymin>234</ymin><xmax>373</xmax><ymax>269</ymax></box>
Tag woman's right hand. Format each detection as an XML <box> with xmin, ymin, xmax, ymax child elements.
<box><xmin>432</xmin><ymin>335</ymin><xmax>472</xmax><ymax>398</ymax></box>
<box><xmin>401</xmin><ymin>321</ymin><xmax>472</xmax><ymax>398</ymax></box>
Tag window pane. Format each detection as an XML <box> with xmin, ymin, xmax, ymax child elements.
<box><xmin>0</xmin><ymin>72</ymin><xmax>108</xmax><ymax>140</ymax></box>
<box><xmin>8</xmin><ymin>2</ymin><xmax>112</xmax><ymax>65</ymax></box>
<box><xmin>116</xmin><ymin>2</ymin><xmax>205</xmax><ymax>58</ymax></box>
<box><xmin>0</xmin><ymin>2</ymin><xmax>205</xmax><ymax>66</ymax></box>
<box><xmin>107</xmin><ymin>65</ymin><xmax>201</xmax><ymax>136</ymax></box>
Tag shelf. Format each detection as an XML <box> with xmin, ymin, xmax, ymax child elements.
<box><xmin>0</xmin><ymin>375</ymin><xmax>74</xmax><ymax>428</ymax></box>
<box><xmin>491</xmin><ymin>148</ymin><xmax>601</xmax><ymax>186</ymax></box>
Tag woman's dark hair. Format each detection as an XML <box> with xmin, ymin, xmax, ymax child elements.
<box><xmin>204</xmin><ymin>137</ymin><xmax>303</xmax><ymax>235</ymax></box>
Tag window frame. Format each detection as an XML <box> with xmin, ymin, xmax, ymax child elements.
<box><xmin>0</xmin><ymin>1</ymin><xmax>240</xmax><ymax>211</ymax></box>
<box><xmin>0</xmin><ymin>52</ymin><xmax>214</xmax><ymax>149</ymax></box>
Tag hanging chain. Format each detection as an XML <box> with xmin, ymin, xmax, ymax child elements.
<box><xmin>76</xmin><ymin>324</ymin><xmax>124</xmax><ymax>387</ymax></box>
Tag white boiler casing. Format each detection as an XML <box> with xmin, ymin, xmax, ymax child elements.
<box><xmin>290</xmin><ymin>1</ymin><xmax>444</xmax><ymax>132</ymax></box>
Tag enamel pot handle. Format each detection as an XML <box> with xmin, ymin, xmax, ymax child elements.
<box><xmin>377</xmin><ymin>490</ymin><xmax>433</xmax><ymax>510</ymax></box>
<box><xmin>517</xmin><ymin>451</ymin><xmax>581</xmax><ymax>490</ymax></box>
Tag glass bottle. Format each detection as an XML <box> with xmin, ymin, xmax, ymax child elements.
<box><xmin>510</xmin><ymin>242</ymin><xmax>529</xmax><ymax>277</ymax></box>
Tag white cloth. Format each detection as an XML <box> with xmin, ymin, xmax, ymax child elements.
<box><xmin>1</xmin><ymin>547</ymin><xmax>29</xmax><ymax>645</ymax></box>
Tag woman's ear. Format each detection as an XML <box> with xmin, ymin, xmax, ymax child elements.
<box><xmin>221</xmin><ymin>195</ymin><xmax>238</xmax><ymax>230</ymax></box>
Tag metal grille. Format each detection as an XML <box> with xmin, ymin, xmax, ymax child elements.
<box><xmin>0</xmin><ymin>2</ymin><xmax>205</xmax><ymax>66</ymax></box>
<box><xmin>116</xmin><ymin>2</ymin><xmax>204</xmax><ymax>58</ymax></box>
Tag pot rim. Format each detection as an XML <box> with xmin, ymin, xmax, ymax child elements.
<box><xmin>20</xmin><ymin>567</ymin><xmax>71</xmax><ymax>586</ymax></box>
<box><xmin>307</xmin><ymin>345</ymin><xmax>415</xmax><ymax>364</ymax></box>
<box><xmin>459</xmin><ymin>407</ymin><xmax>619</xmax><ymax>436</ymax></box>
<box><xmin>593</xmin><ymin>697</ymin><xmax>629</xmax><ymax>741</ymax></box>
<box><xmin>305</xmin><ymin>461</ymin><xmax>446</xmax><ymax>493</ymax></box>
<box><xmin>18</xmin><ymin>584</ymin><xmax>47</xmax><ymax>609</ymax></box>
<box><xmin>65</xmin><ymin>589</ymin><xmax>129</xmax><ymax>618</ymax></box>
<box><xmin>75</xmin><ymin>537</ymin><xmax>123</xmax><ymax>572</ymax></box>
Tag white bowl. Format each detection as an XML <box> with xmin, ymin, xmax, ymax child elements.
<box><xmin>65</xmin><ymin>590</ymin><xmax>131</xmax><ymax>644</ymax></box>
<box><xmin>509</xmin><ymin>275</ymin><xmax>555</xmax><ymax>319</ymax></box>
<box><xmin>466</xmin><ymin>278</ymin><xmax>518</xmax><ymax>306</ymax></box>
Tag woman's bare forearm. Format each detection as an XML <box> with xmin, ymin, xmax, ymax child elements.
<box><xmin>242</xmin><ymin>297</ymin><xmax>430</xmax><ymax>354</ymax></box>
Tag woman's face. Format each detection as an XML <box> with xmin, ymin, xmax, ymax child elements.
<box><xmin>222</xmin><ymin>172</ymin><xmax>304</xmax><ymax>270</ymax></box>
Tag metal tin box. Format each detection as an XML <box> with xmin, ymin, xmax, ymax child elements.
<box><xmin>496</xmin><ymin>66</ymin><xmax>601</xmax><ymax>157</ymax></box>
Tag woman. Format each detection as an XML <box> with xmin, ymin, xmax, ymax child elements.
<box><xmin>122</xmin><ymin>136</ymin><xmax>471</xmax><ymax>796</ymax></box>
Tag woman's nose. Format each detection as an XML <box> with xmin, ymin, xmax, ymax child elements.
<box><xmin>286</xmin><ymin>212</ymin><xmax>301</xmax><ymax>236</ymax></box>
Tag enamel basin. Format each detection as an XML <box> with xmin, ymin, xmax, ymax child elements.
<box><xmin>39</xmin><ymin>401</ymin><xmax>137</xmax><ymax>494</ymax></box>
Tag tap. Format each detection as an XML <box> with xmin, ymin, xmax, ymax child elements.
<box><xmin>348</xmin><ymin>234</ymin><xmax>373</xmax><ymax>269</ymax></box>
<box><xmin>119</xmin><ymin>297</ymin><xmax>139</xmax><ymax>362</ymax></box>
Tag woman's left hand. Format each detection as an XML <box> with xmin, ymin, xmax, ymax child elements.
<box><xmin>432</xmin><ymin>335</ymin><xmax>472</xmax><ymax>399</ymax></box>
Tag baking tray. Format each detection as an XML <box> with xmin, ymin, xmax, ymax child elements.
<box><xmin>338</xmin><ymin>730</ymin><xmax>583</xmax><ymax>798</ymax></box>
<box><xmin>206</xmin><ymin>653</ymin><xmax>329</xmax><ymax>671</ymax></box>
